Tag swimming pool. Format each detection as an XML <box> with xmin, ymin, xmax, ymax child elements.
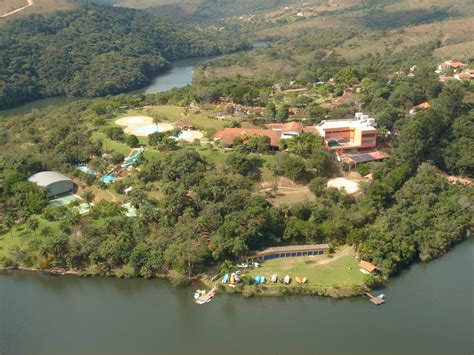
<box><xmin>174</xmin><ymin>131</ymin><xmax>194</xmax><ymax>140</ymax></box>
<box><xmin>134</xmin><ymin>124</ymin><xmax>168</xmax><ymax>135</ymax></box>
<box><xmin>100</xmin><ymin>175</ymin><xmax>116</xmax><ymax>183</ymax></box>
<box><xmin>78</xmin><ymin>166</ymin><xmax>98</xmax><ymax>175</ymax></box>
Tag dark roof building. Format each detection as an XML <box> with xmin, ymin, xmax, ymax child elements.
<box><xmin>28</xmin><ymin>171</ymin><xmax>74</xmax><ymax>198</ymax></box>
<box><xmin>246</xmin><ymin>244</ymin><xmax>330</xmax><ymax>262</ymax></box>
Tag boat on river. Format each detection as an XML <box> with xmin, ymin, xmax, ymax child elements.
<box><xmin>194</xmin><ymin>287</ymin><xmax>217</xmax><ymax>305</ymax></box>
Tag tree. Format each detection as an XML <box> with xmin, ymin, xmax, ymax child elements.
<box><xmin>153</xmin><ymin>116</ymin><xmax>161</xmax><ymax>129</ymax></box>
<box><xmin>65</xmin><ymin>210</ymin><xmax>81</xmax><ymax>238</ymax></box>
<box><xmin>172</xmin><ymin>213</ymin><xmax>205</xmax><ymax>280</ymax></box>
<box><xmin>130</xmin><ymin>189</ymin><xmax>147</xmax><ymax>209</ymax></box>
<box><xmin>268</xmin><ymin>152</ymin><xmax>306</xmax><ymax>181</ymax></box>
<box><xmin>126</xmin><ymin>135</ymin><xmax>139</xmax><ymax>148</ymax></box>
<box><xmin>225</xmin><ymin>147</ymin><xmax>261</xmax><ymax>179</ymax></box>
<box><xmin>27</xmin><ymin>217</ymin><xmax>39</xmax><ymax>236</ymax></box>
<box><xmin>307</xmin><ymin>103</ymin><xmax>326</xmax><ymax>122</ymax></box>
<box><xmin>4</xmin><ymin>214</ymin><xmax>15</xmax><ymax>237</ymax></box>
<box><xmin>276</xmin><ymin>103</ymin><xmax>289</xmax><ymax>122</ymax></box>
<box><xmin>308</xmin><ymin>177</ymin><xmax>328</xmax><ymax>197</ymax></box>
<box><xmin>266</xmin><ymin>102</ymin><xmax>276</xmax><ymax>119</ymax></box>
<box><xmin>83</xmin><ymin>190</ymin><xmax>95</xmax><ymax>211</ymax></box>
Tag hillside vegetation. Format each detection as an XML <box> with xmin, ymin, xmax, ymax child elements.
<box><xmin>0</xmin><ymin>5</ymin><xmax>249</xmax><ymax>109</ymax></box>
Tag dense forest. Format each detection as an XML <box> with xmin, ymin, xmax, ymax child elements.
<box><xmin>0</xmin><ymin>71</ymin><xmax>472</xmax><ymax>280</ymax></box>
<box><xmin>0</xmin><ymin>5</ymin><xmax>250</xmax><ymax>109</ymax></box>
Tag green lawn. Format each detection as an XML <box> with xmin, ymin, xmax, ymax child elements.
<box><xmin>185</xmin><ymin>112</ymin><xmax>226</xmax><ymax>131</ymax></box>
<box><xmin>247</xmin><ymin>254</ymin><xmax>365</xmax><ymax>288</ymax></box>
<box><xmin>0</xmin><ymin>217</ymin><xmax>61</xmax><ymax>259</ymax></box>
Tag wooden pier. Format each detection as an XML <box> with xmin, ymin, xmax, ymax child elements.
<box><xmin>195</xmin><ymin>287</ymin><xmax>217</xmax><ymax>305</ymax></box>
<box><xmin>366</xmin><ymin>292</ymin><xmax>385</xmax><ymax>305</ymax></box>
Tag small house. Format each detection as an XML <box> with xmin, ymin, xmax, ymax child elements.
<box><xmin>360</xmin><ymin>260</ymin><xmax>377</xmax><ymax>273</ymax></box>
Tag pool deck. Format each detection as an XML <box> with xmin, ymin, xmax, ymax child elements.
<box><xmin>49</xmin><ymin>194</ymin><xmax>83</xmax><ymax>208</ymax></box>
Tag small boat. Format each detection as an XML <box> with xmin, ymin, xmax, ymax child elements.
<box><xmin>295</xmin><ymin>277</ymin><xmax>302</xmax><ymax>284</ymax></box>
<box><xmin>302</xmin><ymin>277</ymin><xmax>308</xmax><ymax>284</ymax></box>
<box><xmin>253</xmin><ymin>262</ymin><xmax>261</xmax><ymax>268</ymax></box>
<box><xmin>222</xmin><ymin>273</ymin><xmax>229</xmax><ymax>284</ymax></box>
<box><xmin>194</xmin><ymin>287</ymin><xmax>217</xmax><ymax>305</ymax></box>
<box><xmin>284</xmin><ymin>275</ymin><xmax>291</xmax><ymax>285</ymax></box>
<box><xmin>271</xmin><ymin>274</ymin><xmax>278</xmax><ymax>283</ymax></box>
<box><xmin>237</xmin><ymin>263</ymin><xmax>248</xmax><ymax>268</ymax></box>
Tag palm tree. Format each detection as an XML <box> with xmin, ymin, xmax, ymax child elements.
<box><xmin>83</xmin><ymin>190</ymin><xmax>95</xmax><ymax>212</ymax></box>
<box><xmin>66</xmin><ymin>210</ymin><xmax>81</xmax><ymax>238</ymax></box>
<box><xmin>153</xmin><ymin>116</ymin><xmax>161</xmax><ymax>130</ymax></box>
<box><xmin>27</xmin><ymin>217</ymin><xmax>39</xmax><ymax>236</ymax></box>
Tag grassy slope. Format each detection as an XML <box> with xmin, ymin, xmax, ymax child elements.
<box><xmin>247</xmin><ymin>253</ymin><xmax>365</xmax><ymax>288</ymax></box>
<box><xmin>0</xmin><ymin>217</ymin><xmax>61</xmax><ymax>259</ymax></box>
<box><xmin>193</xmin><ymin>0</ymin><xmax>473</xmax><ymax>80</ymax></box>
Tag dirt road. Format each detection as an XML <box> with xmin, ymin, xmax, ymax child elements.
<box><xmin>1</xmin><ymin>0</ymin><xmax>34</xmax><ymax>18</ymax></box>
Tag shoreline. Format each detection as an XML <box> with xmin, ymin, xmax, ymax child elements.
<box><xmin>0</xmin><ymin>265</ymin><xmax>373</xmax><ymax>299</ymax></box>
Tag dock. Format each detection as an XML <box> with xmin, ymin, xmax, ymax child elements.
<box><xmin>195</xmin><ymin>287</ymin><xmax>216</xmax><ymax>305</ymax></box>
<box><xmin>366</xmin><ymin>292</ymin><xmax>385</xmax><ymax>305</ymax></box>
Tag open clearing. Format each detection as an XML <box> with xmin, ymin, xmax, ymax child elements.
<box><xmin>327</xmin><ymin>177</ymin><xmax>361</xmax><ymax>194</ymax></box>
<box><xmin>247</xmin><ymin>246</ymin><xmax>365</xmax><ymax>288</ymax></box>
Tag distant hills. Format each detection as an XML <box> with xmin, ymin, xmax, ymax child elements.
<box><xmin>0</xmin><ymin>5</ymin><xmax>249</xmax><ymax>109</ymax></box>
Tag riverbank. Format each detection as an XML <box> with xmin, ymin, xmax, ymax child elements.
<box><xmin>2</xmin><ymin>240</ymin><xmax>472</xmax><ymax>355</ymax></box>
<box><xmin>0</xmin><ymin>243</ymin><xmax>375</xmax><ymax>299</ymax></box>
<box><xmin>0</xmin><ymin>263</ymin><xmax>372</xmax><ymax>299</ymax></box>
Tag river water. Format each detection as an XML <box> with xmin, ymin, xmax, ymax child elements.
<box><xmin>0</xmin><ymin>42</ymin><xmax>269</xmax><ymax>117</ymax></box>
<box><xmin>1</xmin><ymin>239</ymin><xmax>472</xmax><ymax>355</ymax></box>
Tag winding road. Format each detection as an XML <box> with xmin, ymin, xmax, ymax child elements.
<box><xmin>1</xmin><ymin>0</ymin><xmax>34</xmax><ymax>18</ymax></box>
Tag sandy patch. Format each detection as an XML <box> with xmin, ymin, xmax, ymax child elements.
<box><xmin>327</xmin><ymin>177</ymin><xmax>360</xmax><ymax>194</ymax></box>
<box><xmin>115</xmin><ymin>116</ymin><xmax>174</xmax><ymax>136</ymax></box>
<box><xmin>116</xmin><ymin>116</ymin><xmax>153</xmax><ymax>127</ymax></box>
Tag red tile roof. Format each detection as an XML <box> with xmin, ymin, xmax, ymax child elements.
<box><xmin>360</xmin><ymin>260</ymin><xmax>376</xmax><ymax>273</ymax></box>
<box><xmin>415</xmin><ymin>102</ymin><xmax>431</xmax><ymax>110</ymax></box>
<box><xmin>266</xmin><ymin>121</ymin><xmax>303</xmax><ymax>133</ymax></box>
<box><xmin>214</xmin><ymin>128</ymin><xmax>282</xmax><ymax>147</ymax></box>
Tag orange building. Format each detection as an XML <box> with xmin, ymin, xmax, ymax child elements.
<box><xmin>315</xmin><ymin>113</ymin><xmax>377</xmax><ymax>151</ymax></box>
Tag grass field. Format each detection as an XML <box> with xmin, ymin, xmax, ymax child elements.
<box><xmin>247</xmin><ymin>251</ymin><xmax>365</xmax><ymax>288</ymax></box>
<box><xmin>0</xmin><ymin>217</ymin><xmax>61</xmax><ymax>259</ymax></box>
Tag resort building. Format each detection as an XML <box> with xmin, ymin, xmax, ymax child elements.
<box><xmin>409</xmin><ymin>102</ymin><xmax>431</xmax><ymax>115</ymax></box>
<box><xmin>213</xmin><ymin>121</ymin><xmax>304</xmax><ymax>148</ymax></box>
<box><xmin>214</xmin><ymin>128</ymin><xmax>282</xmax><ymax>148</ymax></box>
<box><xmin>315</xmin><ymin>112</ymin><xmax>377</xmax><ymax>151</ymax></box>
<box><xmin>266</xmin><ymin>121</ymin><xmax>304</xmax><ymax>139</ymax></box>
<box><xmin>436</xmin><ymin>60</ymin><xmax>466</xmax><ymax>73</ymax></box>
<box><xmin>246</xmin><ymin>244</ymin><xmax>330</xmax><ymax>263</ymax></box>
<box><xmin>28</xmin><ymin>171</ymin><xmax>74</xmax><ymax>198</ymax></box>
<box><xmin>359</xmin><ymin>260</ymin><xmax>377</xmax><ymax>274</ymax></box>
<box><xmin>454</xmin><ymin>69</ymin><xmax>474</xmax><ymax>81</ymax></box>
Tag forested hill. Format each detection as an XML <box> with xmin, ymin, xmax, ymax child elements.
<box><xmin>0</xmin><ymin>5</ymin><xmax>250</xmax><ymax>110</ymax></box>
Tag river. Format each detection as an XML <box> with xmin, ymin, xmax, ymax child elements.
<box><xmin>0</xmin><ymin>42</ymin><xmax>269</xmax><ymax>118</ymax></box>
<box><xmin>1</xmin><ymin>239</ymin><xmax>472</xmax><ymax>355</ymax></box>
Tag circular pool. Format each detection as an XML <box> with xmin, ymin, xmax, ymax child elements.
<box><xmin>174</xmin><ymin>131</ymin><xmax>194</xmax><ymax>139</ymax></box>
